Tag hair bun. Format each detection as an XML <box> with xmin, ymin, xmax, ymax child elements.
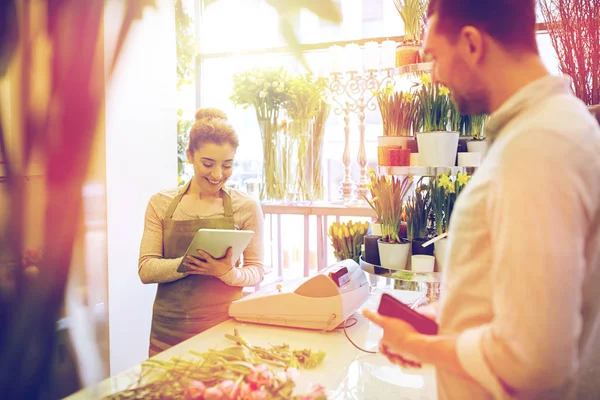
<box><xmin>195</xmin><ymin>108</ymin><xmax>228</xmax><ymax>121</ymax></box>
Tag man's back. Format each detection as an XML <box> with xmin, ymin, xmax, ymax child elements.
<box><xmin>438</xmin><ymin>76</ymin><xmax>600</xmax><ymax>399</ymax></box>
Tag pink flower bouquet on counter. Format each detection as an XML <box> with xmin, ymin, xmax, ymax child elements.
<box><xmin>106</xmin><ymin>329</ymin><xmax>327</xmax><ymax>400</ymax></box>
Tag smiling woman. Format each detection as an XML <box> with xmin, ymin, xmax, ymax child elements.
<box><xmin>138</xmin><ymin>108</ymin><xmax>265</xmax><ymax>356</ymax></box>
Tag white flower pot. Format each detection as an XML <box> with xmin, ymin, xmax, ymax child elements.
<box><xmin>467</xmin><ymin>140</ymin><xmax>489</xmax><ymax>159</ymax></box>
<box><xmin>377</xmin><ymin>136</ymin><xmax>412</xmax><ymax>149</ymax></box>
<box><xmin>416</xmin><ymin>131</ymin><xmax>459</xmax><ymax>167</ymax></box>
<box><xmin>434</xmin><ymin>237</ymin><xmax>448</xmax><ymax>272</ymax></box>
<box><xmin>378</xmin><ymin>239</ymin><xmax>410</xmax><ymax>271</ymax></box>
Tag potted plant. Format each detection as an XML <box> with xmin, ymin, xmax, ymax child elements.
<box><xmin>539</xmin><ymin>0</ymin><xmax>600</xmax><ymax>124</ymax></box>
<box><xmin>376</xmin><ymin>89</ymin><xmax>419</xmax><ymax>165</ymax></box>
<box><xmin>405</xmin><ymin>179</ymin><xmax>433</xmax><ymax>257</ymax></box>
<box><xmin>231</xmin><ymin>67</ymin><xmax>291</xmax><ymax>201</ymax></box>
<box><xmin>394</xmin><ymin>0</ymin><xmax>428</xmax><ymax>66</ymax></box>
<box><xmin>465</xmin><ymin>114</ymin><xmax>488</xmax><ymax>158</ymax></box>
<box><xmin>363</xmin><ymin>170</ymin><xmax>413</xmax><ymax>270</ymax></box>
<box><xmin>414</xmin><ymin>74</ymin><xmax>459</xmax><ymax>166</ymax></box>
<box><xmin>328</xmin><ymin>220</ymin><xmax>370</xmax><ymax>264</ymax></box>
<box><xmin>429</xmin><ymin>172</ymin><xmax>471</xmax><ymax>271</ymax></box>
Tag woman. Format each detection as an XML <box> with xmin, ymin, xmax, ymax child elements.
<box><xmin>138</xmin><ymin>108</ymin><xmax>264</xmax><ymax>356</ymax></box>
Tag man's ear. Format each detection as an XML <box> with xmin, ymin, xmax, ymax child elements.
<box><xmin>460</xmin><ymin>26</ymin><xmax>485</xmax><ymax>65</ymax></box>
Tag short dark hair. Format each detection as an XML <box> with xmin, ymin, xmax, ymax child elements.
<box><xmin>427</xmin><ymin>0</ymin><xmax>538</xmax><ymax>53</ymax></box>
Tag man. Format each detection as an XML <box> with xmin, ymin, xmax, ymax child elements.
<box><xmin>364</xmin><ymin>0</ymin><xmax>600</xmax><ymax>399</ymax></box>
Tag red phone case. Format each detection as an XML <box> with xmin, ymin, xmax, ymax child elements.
<box><xmin>377</xmin><ymin>293</ymin><xmax>438</xmax><ymax>335</ymax></box>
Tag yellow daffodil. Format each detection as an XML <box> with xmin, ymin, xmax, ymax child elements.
<box><xmin>439</xmin><ymin>86</ymin><xmax>451</xmax><ymax>96</ymax></box>
<box><xmin>420</xmin><ymin>73</ymin><xmax>432</xmax><ymax>85</ymax></box>
<box><xmin>457</xmin><ymin>172</ymin><xmax>470</xmax><ymax>186</ymax></box>
<box><xmin>402</xmin><ymin>92</ymin><xmax>415</xmax><ymax>102</ymax></box>
<box><xmin>446</xmin><ymin>184</ymin><xmax>456</xmax><ymax>194</ymax></box>
<box><xmin>438</xmin><ymin>174</ymin><xmax>452</xmax><ymax>191</ymax></box>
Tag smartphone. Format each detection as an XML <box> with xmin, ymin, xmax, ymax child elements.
<box><xmin>377</xmin><ymin>293</ymin><xmax>438</xmax><ymax>335</ymax></box>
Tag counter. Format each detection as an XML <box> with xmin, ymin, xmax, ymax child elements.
<box><xmin>66</xmin><ymin>289</ymin><xmax>437</xmax><ymax>400</ymax></box>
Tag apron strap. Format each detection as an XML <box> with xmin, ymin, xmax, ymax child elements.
<box><xmin>164</xmin><ymin>179</ymin><xmax>234</xmax><ymax>220</ymax></box>
<box><xmin>164</xmin><ymin>180</ymin><xmax>191</xmax><ymax>220</ymax></box>
<box><xmin>221</xmin><ymin>186</ymin><xmax>234</xmax><ymax>218</ymax></box>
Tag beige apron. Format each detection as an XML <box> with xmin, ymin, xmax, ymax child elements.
<box><xmin>149</xmin><ymin>181</ymin><xmax>242</xmax><ymax>356</ymax></box>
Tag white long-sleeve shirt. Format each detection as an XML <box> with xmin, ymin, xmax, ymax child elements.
<box><xmin>438</xmin><ymin>76</ymin><xmax>600</xmax><ymax>399</ymax></box>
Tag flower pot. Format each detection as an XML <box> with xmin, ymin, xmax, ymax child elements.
<box><xmin>377</xmin><ymin>136</ymin><xmax>412</xmax><ymax>147</ymax></box>
<box><xmin>389</xmin><ymin>148</ymin><xmax>411</xmax><ymax>166</ymax></box>
<box><xmin>434</xmin><ymin>237</ymin><xmax>448</xmax><ymax>272</ymax></box>
<box><xmin>378</xmin><ymin>239</ymin><xmax>410</xmax><ymax>271</ymax></box>
<box><xmin>396</xmin><ymin>45</ymin><xmax>421</xmax><ymax>67</ymax></box>
<box><xmin>411</xmin><ymin>255</ymin><xmax>435</xmax><ymax>273</ymax></box>
<box><xmin>416</xmin><ymin>131</ymin><xmax>459</xmax><ymax>167</ymax></box>
<box><xmin>411</xmin><ymin>238</ymin><xmax>434</xmax><ymax>256</ymax></box>
<box><xmin>467</xmin><ymin>139</ymin><xmax>489</xmax><ymax>159</ymax></box>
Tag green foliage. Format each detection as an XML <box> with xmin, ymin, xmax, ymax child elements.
<box><xmin>377</xmin><ymin>90</ymin><xmax>419</xmax><ymax>136</ymax></box>
<box><xmin>364</xmin><ymin>170</ymin><xmax>413</xmax><ymax>243</ymax></box>
<box><xmin>175</xmin><ymin>0</ymin><xmax>196</xmax><ymax>90</ymax></box>
<box><xmin>284</xmin><ymin>74</ymin><xmax>328</xmax><ymax>121</ymax></box>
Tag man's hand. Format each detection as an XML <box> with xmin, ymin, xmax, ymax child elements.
<box><xmin>363</xmin><ymin>309</ymin><xmax>423</xmax><ymax>367</ymax></box>
<box><xmin>182</xmin><ymin>247</ymin><xmax>234</xmax><ymax>278</ymax></box>
<box><xmin>415</xmin><ymin>302</ymin><xmax>439</xmax><ymax>321</ymax></box>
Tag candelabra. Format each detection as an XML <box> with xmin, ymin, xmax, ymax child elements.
<box><xmin>328</xmin><ymin>68</ymin><xmax>395</xmax><ymax>204</ymax></box>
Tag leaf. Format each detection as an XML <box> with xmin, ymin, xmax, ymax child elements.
<box><xmin>265</xmin><ymin>0</ymin><xmax>341</xmax><ymax>23</ymax></box>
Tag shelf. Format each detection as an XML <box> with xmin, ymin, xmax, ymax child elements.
<box><xmin>395</xmin><ymin>62</ymin><xmax>433</xmax><ymax>75</ymax></box>
<box><xmin>378</xmin><ymin>166</ymin><xmax>473</xmax><ymax>177</ymax></box>
<box><xmin>360</xmin><ymin>257</ymin><xmax>441</xmax><ymax>283</ymax></box>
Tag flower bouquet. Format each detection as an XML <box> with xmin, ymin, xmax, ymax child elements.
<box><xmin>231</xmin><ymin>67</ymin><xmax>291</xmax><ymax>200</ymax></box>
<box><xmin>106</xmin><ymin>329</ymin><xmax>327</xmax><ymax>400</ymax></box>
<box><xmin>283</xmin><ymin>74</ymin><xmax>328</xmax><ymax>202</ymax></box>
<box><xmin>328</xmin><ymin>220</ymin><xmax>370</xmax><ymax>263</ymax></box>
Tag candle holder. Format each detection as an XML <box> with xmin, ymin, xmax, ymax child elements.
<box><xmin>328</xmin><ymin>68</ymin><xmax>395</xmax><ymax>204</ymax></box>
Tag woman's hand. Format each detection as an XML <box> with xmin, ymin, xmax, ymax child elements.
<box><xmin>363</xmin><ymin>309</ymin><xmax>423</xmax><ymax>368</ymax></box>
<box><xmin>182</xmin><ymin>247</ymin><xmax>233</xmax><ymax>278</ymax></box>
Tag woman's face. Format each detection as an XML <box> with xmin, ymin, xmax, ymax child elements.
<box><xmin>187</xmin><ymin>142</ymin><xmax>236</xmax><ymax>194</ymax></box>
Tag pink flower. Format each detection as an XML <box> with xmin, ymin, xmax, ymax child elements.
<box><xmin>238</xmin><ymin>383</ymin><xmax>253</xmax><ymax>400</ymax></box>
<box><xmin>249</xmin><ymin>388</ymin><xmax>267</xmax><ymax>400</ymax></box>
<box><xmin>247</xmin><ymin>364</ymin><xmax>273</xmax><ymax>387</ymax></box>
<box><xmin>184</xmin><ymin>381</ymin><xmax>205</xmax><ymax>400</ymax></box>
<box><xmin>204</xmin><ymin>386</ymin><xmax>224</xmax><ymax>400</ymax></box>
<box><xmin>218</xmin><ymin>380</ymin><xmax>236</xmax><ymax>398</ymax></box>
<box><xmin>309</xmin><ymin>384</ymin><xmax>327</xmax><ymax>399</ymax></box>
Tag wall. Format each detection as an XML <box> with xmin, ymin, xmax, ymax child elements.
<box><xmin>104</xmin><ymin>0</ymin><xmax>177</xmax><ymax>375</ymax></box>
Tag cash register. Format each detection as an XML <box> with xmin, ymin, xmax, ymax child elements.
<box><xmin>228</xmin><ymin>259</ymin><xmax>370</xmax><ymax>331</ymax></box>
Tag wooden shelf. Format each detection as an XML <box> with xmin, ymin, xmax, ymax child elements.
<box><xmin>395</xmin><ymin>62</ymin><xmax>433</xmax><ymax>75</ymax></box>
<box><xmin>378</xmin><ymin>166</ymin><xmax>472</xmax><ymax>177</ymax></box>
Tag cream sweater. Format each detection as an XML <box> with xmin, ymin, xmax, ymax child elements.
<box><xmin>138</xmin><ymin>186</ymin><xmax>264</xmax><ymax>287</ymax></box>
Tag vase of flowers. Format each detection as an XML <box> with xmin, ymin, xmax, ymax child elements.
<box><xmin>328</xmin><ymin>220</ymin><xmax>370</xmax><ymax>263</ymax></box>
<box><xmin>376</xmin><ymin>89</ymin><xmax>418</xmax><ymax>166</ymax></box>
<box><xmin>394</xmin><ymin>0</ymin><xmax>427</xmax><ymax>66</ymax></box>
<box><xmin>414</xmin><ymin>74</ymin><xmax>459</xmax><ymax>166</ymax></box>
<box><xmin>231</xmin><ymin>67</ymin><xmax>291</xmax><ymax>201</ymax></box>
<box><xmin>363</xmin><ymin>170</ymin><xmax>413</xmax><ymax>270</ymax></box>
<box><xmin>282</xmin><ymin>74</ymin><xmax>328</xmax><ymax>203</ymax></box>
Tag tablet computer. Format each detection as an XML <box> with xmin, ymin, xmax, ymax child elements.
<box><xmin>177</xmin><ymin>229</ymin><xmax>255</xmax><ymax>273</ymax></box>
